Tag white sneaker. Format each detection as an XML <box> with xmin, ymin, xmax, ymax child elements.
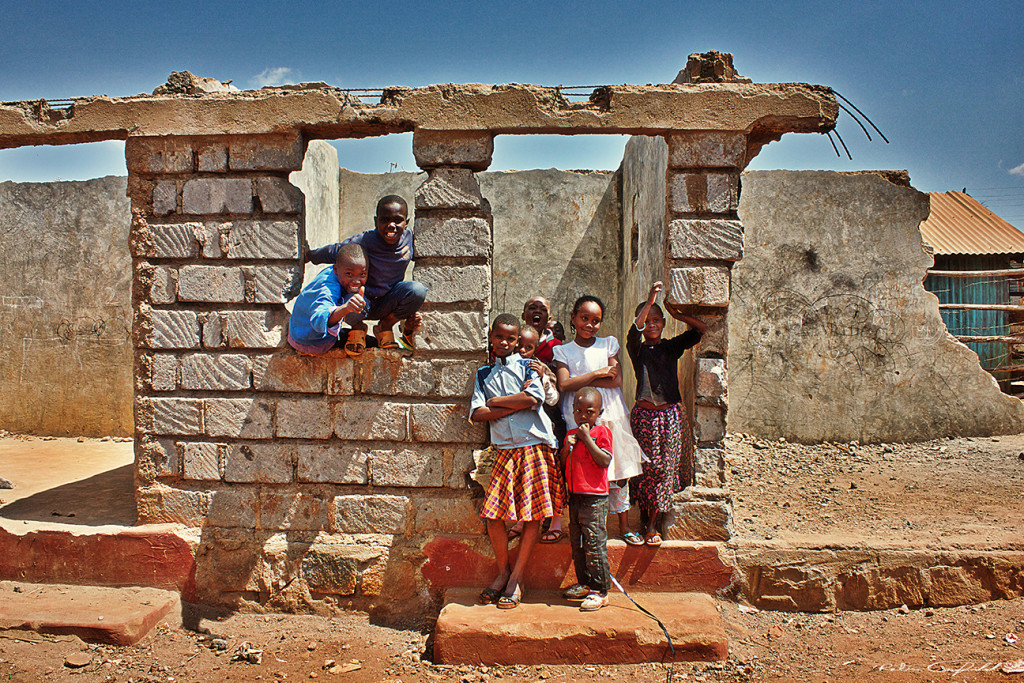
<box><xmin>579</xmin><ymin>592</ymin><xmax>608</xmax><ymax>611</ymax></box>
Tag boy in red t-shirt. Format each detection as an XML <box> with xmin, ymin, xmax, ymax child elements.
<box><xmin>560</xmin><ymin>387</ymin><xmax>613</xmax><ymax>611</ymax></box>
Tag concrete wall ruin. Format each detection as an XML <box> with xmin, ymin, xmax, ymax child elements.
<box><xmin>0</xmin><ymin>176</ymin><xmax>133</xmax><ymax>436</ymax></box>
<box><xmin>729</xmin><ymin>171</ymin><xmax>1024</xmax><ymax>442</ymax></box>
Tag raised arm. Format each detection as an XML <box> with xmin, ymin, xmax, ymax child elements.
<box><xmin>635</xmin><ymin>281</ymin><xmax>663</xmax><ymax>330</ymax></box>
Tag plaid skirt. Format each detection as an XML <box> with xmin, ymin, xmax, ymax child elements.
<box><xmin>480</xmin><ymin>443</ymin><xmax>564</xmax><ymax>522</ymax></box>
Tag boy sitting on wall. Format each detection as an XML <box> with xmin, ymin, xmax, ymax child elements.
<box><xmin>288</xmin><ymin>243</ymin><xmax>370</xmax><ymax>357</ymax></box>
<box><xmin>305</xmin><ymin>195</ymin><xmax>426</xmax><ymax>354</ymax></box>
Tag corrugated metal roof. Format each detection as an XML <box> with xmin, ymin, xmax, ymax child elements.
<box><xmin>920</xmin><ymin>191</ymin><xmax>1024</xmax><ymax>255</ymax></box>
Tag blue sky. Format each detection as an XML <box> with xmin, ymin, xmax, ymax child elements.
<box><xmin>1</xmin><ymin>0</ymin><xmax>1022</xmax><ymax>225</ymax></box>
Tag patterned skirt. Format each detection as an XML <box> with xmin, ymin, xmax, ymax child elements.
<box><xmin>480</xmin><ymin>443</ymin><xmax>564</xmax><ymax>522</ymax></box>
<box><xmin>630</xmin><ymin>403</ymin><xmax>693</xmax><ymax>514</ymax></box>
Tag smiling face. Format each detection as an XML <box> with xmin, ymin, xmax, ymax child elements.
<box><xmin>643</xmin><ymin>306</ymin><xmax>665</xmax><ymax>342</ymax></box>
<box><xmin>489</xmin><ymin>322</ymin><xmax>520</xmax><ymax>359</ymax></box>
<box><xmin>571</xmin><ymin>301</ymin><xmax>603</xmax><ymax>340</ymax></box>
<box><xmin>374</xmin><ymin>201</ymin><xmax>408</xmax><ymax>246</ymax></box>
<box><xmin>572</xmin><ymin>390</ymin><xmax>603</xmax><ymax>429</ymax></box>
<box><xmin>517</xmin><ymin>325</ymin><xmax>539</xmax><ymax>359</ymax></box>
<box><xmin>522</xmin><ymin>297</ymin><xmax>551</xmax><ymax>332</ymax></box>
<box><xmin>333</xmin><ymin>254</ymin><xmax>368</xmax><ymax>294</ymax></box>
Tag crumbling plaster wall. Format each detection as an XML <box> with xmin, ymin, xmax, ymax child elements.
<box><xmin>290</xmin><ymin>141</ymin><xmax>340</xmax><ymax>290</ymax></box>
<box><xmin>0</xmin><ymin>176</ymin><xmax>133</xmax><ymax>436</ymax></box>
<box><xmin>729</xmin><ymin>170</ymin><xmax>1024</xmax><ymax>442</ymax></box>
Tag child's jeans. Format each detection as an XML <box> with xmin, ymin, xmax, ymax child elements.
<box><xmin>344</xmin><ymin>280</ymin><xmax>427</xmax><ymax>326</ymax></box>
<box><xmin>567</xmin><ymin>493</ymin><xmax>611</xmax><ymax>594</ymax></box>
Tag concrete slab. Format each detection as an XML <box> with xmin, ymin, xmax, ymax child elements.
<box><xmin>434</xmin><ymin>588</ymin><xmax>728</xmax><ymax>665</ymax></box>
<box><xmin>0</xmin><ymin>581</ymin><xmax>181</xmax><ymax>646</ymax></box>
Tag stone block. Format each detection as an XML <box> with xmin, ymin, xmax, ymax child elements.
<box><xmin>301</xmin><ymin>541</ymin><xmax>383</xmax><ymax>595</ymax></box>
<box><xmin>412</xmin><ymin>497</ymin><xmax>483</xmax><ymax>534</ymax></box>
<box><xmin>140</xmin><ymin>308</ymin><xmax>201</xmax><ymax>349</ymax></box>
<box><xmin>216</xmin><ymin>309</ymin><xmax>289</xmax><ymax>349</ymax></box>
<box><xmin>356</xmin><ymin>353</ymin><xmax>435</xmax><ymax>397</ymax></box>
<box><xmin>153</xmin><ymin>180</ymin><xmax>178</xmax><ymax>215</ymax></box>
<box><xmin>252</xmin><ymin>353</ymin><xmax>326</xmax><ymax>393</ymax></box>
<box><xmin>179</xmin><ymin>353</ymin><xmax>252</xmax><ymax>391</ymax></box>
<box><xmin>253</xmin><ymin>265</ymin><xmax>302</xmax><ymax>303</ymax></box>
<box><xmin>411</xmin><ymin>403</ymin><xmax>486</xmax><ymax>443</ymax></box>
<box><xmin>412</xmin><ymin>130</ymin><xmax>494</xmax><ymax>171</ymax></box>
<box><xmin>136</xmin><ymin>484</ymin><xmax>211</xmax><ymax>526</ymax></box>
<box><xmin>261</xmin><ymin>492</ymin><xmax>330</xmax><ymax>531</ymax></box>
<box><xmin>414</xmin><ymin>265</ymin><xmax>490</xmax><ymax>304</ymax></box>
<box><xmin>295</xmin><ymin>444</ymin><xmax>369</xmax><ymax>484</ymax></box>
<box><xmin>202</xmin><ymin>313</ymin><xmax>224</xmax><ymax>349</ymax></box>
<box><xmin>182</xmin><ymin>178</ymin><xmax>253</xmax><ymax>215</ymax></box>
<box><xmin>436</xmin><ymin>360</ymin><xmax>480</xmax><ymax>398</ymax></box>
<box><xmin>412</xmin><ymin>216</ymin><xmax>490</xmax><ymax>258</ymax></box>
<box><xmin>324</xmin><ymin>356</ymin><xmax>356</xmax><ymax>395</ymax></box>
<box><xmin>695</xmin><ymin>314</ymin><xmax>727</xmax><ymax>357</ymax></box>
<box><xmin>254</xmin><ymin>177</ymin><xmax>304</xmax><ymax>214</ymax></box>
<box><xmin>695</xmin><ymin>405</ymin><xmax>726</xmax><ymax>443</ymax></box>
<box><xmin>143</xmin><ymin>222</ymin><xmax>200</xmax><ymax>258</ymax></box>
<box><xmin>666</xmin><ymin>132</ymin><xmax>746</xmax><ymax>169</ymax></box>
<box><xmin>181</xmin><ymin>442</ymin><xmax>224</xmax><ymax>480</ymax></box>
<box><xmin>276</xmin><ymin>398</ymin><xmax>332</xmax><ymax>439</ymax></box>
<box><xmin>750</xmin><ymin>565</ymin><xmax>834</xmax><ymax>612</ymax></box>
<box><xmin>333</xmin><ymin>495</ymin><xmax>409</xmax><ymax>535</ymax></box>
<box><xmin>667</xmin><ymin>219</ymin><xmax>743</xmax><ymax>261</ymax></box>
<box><xmin>415</xmin><ymin>167</ymin><xmax>483</xmax><ymax>210</ymax></box>
<box><xmin>205</xmin><ymin>398</ymin><xmax>274</xmax><ymax>439</ymax></box>
<box><xmin>838</xmin><ymin>567</ymin><xmax>925</xmax><ymax>610</ymax></box>
<box><xmin>667</xmin><ymin>266</ymin><xmax>730</xmax><ymax>307</ymax></box>
<box><xmin>177</xmin><ymin>265</ymin><xmax>246</xmax><ymax>303</ymax></box>
<box><xmin>418</xmin><ymin>311</ymin><xmax>487</xmax><ymax>352</ymax></box>
<box><xmin>229</xmin><ymin>135</ymin><xmax>304</xmax><ymax>171</ymax></box>
<box><xmin>196</xmin><ymin>143</ymin><xmax>228</xmax><ymax>172</ymax></box>
<box><xmin>145</xmin><ymin>353</ymin><xmax>179</xmax><ymax>392</ymax></box>
<box><xmin>148</xmin><ymin>266</ymin><xmax>177</xmax><ymax>304</ymax></box>
<box><xmin>193</xmin><ymin>528</ymin><xmax>261</xmax><ymax>594</ymax></box>
<box><xmin>928</xmin><ymin>565</ymin><xmax>990</xmax><ymax>607</ymax></box>
<box><xmin>664</xmin><ymin>499</ymin><xmax>731</xmax><ymax>541</ymax></box>
<box><xmin>221</xmin><ymin>219</ymin><xmax>300</xmax><ymax>259</ymax></box>
<box><xmin>333</xmin><ymin>401</ymin><xmax>409</xmax><ymax>441</ymax></box>
<box><xmin>126</xmin><ymin>137</ymin><xmax>194</xmax><ymax>174</ymax></box>
<box><xmin>669</xmin><ymin>172</ymin><xmax>739</xmax><ymax>215</ymax></box>
<box><xmin>137</xmin><ymin>437</ymin><xmax>180</xmax><ymax>479</ymax></box>
<box><xmin>369</xmin><ymin>446</ymin><xmax>444</xmax><ymax>487</ymax></box>
<box><xmin>696</xmin><ymin>358</ymin><xmax>727</xmax><ymax>398</ymax></box>
<box><xmin>224</xmin><ymin>443</ymin><xmax>293</xmax><ymax>483</ymax></box>
<box><xmin>447</xmin><ymin>446</ymin><xmax>478</xmax><ymax>488</ymax></box>
<box><xmin>144</xmin><ymin>397</ymin><xmax>203</xmax><ymax>436</ymax></box>
<box><xmin>694</xmin><ymin>447</ymin><xmax>726</xmax><ymax>487</ymax></box>
<box><xmin>207</xmin><ymin>488</ymin><xmax>259</xmax><ymax>528</ymax></box>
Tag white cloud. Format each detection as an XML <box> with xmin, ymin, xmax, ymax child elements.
<box><xmin>250</xmin><ymin>67</ymin><xmax>294</xmax><ymax>88</ymax></box>
<box><xmin>1009</xmin><ymin>162</ymin><xmax>1024</xmax><ymax>176</ymax></box>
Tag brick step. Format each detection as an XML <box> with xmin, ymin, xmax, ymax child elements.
<box><xmin>434</xmin><ymin>587</ymin><xmax>728</xmax><ymax>665</ymax></box>
<box><xmin>421</xmin><ymin>537</ymin><xmax>733</xmax><ymax>594</ymax></box>
<box><xmin>0</xmin><ymin>522</ymin><xmax>197</xmax><ymax>601</ymax></box>
<box><xmin>0</xmin><ymin>581</ymin><xmax>181</xmax><ymax>646</ymax></box>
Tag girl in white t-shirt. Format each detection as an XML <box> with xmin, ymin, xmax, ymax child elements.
<box><xmin>552</xmin><ymin>295</ymin><xmax>646</xmax><ymax>545</ymax></box>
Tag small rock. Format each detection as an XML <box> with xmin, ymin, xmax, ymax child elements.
<box><xmin>924</xmin><ymin>609</ymin><xmax>935</xmax><ymax>617</ymax></box>
<box><xmin>65</xmin><ymin>653</ymin><xmax>93</xmax><ymax>668</ymax></box>
<box><xmin>307</xmin><ymin>641</ymin><xmax>317</xmax><ymax>651</ymax></box>
<box><xmin>0</xmin><ymin>477</ymin><xmax>12</xmax><ymax>489</ymax></box>
<box><xmin>211</xmin><ymin>638</ymin><xmax>228</xmax><ymax>651</ymax></box>
<box><xmin>899</xmin><ymin>604</ymin><xmax>910</xmax><ymax>614</ymax></box>
<box><xmin>77</xmin><ymin>437</ymin><xmax>86</xmax><ymax>442</ymax></box>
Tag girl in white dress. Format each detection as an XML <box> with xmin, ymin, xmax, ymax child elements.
<box><xmin>552</xmin><ymin>295</ymin><xmax>646</xmax><ymax>545</ymax></box>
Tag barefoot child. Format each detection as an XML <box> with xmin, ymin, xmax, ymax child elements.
<box><xmin>306</xmin><ymin>195</ymin><xmax>425</xmax><ymax>354</ymax></box>
<box><xmin>288</xmin><ymin>243</ymin><xmax>369</xmax><ymax>356</ymax></box>
<box><xmin>471</xmin><ymin>314</ymin><xmax>563</xmax><ymax>609</ymax></box>
<box><xmin>552</xmin><ymin>295</ymin><xmax>645</xmax><ymax>546</ymax></box>
<box><xmin>627</xmin><ymin>281</ymin><xmax>707</xmax><ymax>545</ymax></box>
<box><xmin>561</xmin><ymin>387</ymin><xmax>613</xmax><ymax>611</ymax></box>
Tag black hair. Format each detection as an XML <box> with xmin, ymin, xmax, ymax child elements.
<box><xmin>336</xmin><ymin>242</ymin><xmax>367</xmax><ymax>266</ymax></box>
<box><xmin>491</xmin><ymin>313</ymin><xmax>520</xmax><ymax>332</ymax></box>
<box><xmin>634</xmin><ymin>301</ymin><xmax>663</xmax><ymax>318</ymax></box>
<box><xmin>575</xmin><ymin>386</ymin><xmax>603</xmax><ymax>408</ymax></box>
<box><xmin>376</xmin><ymin>194</ymin><xmax>408</xmax><ymax>215</ymax></box>
<box><xmin>518</xmin><ymin>323</ymin><xmax>540</xmax><ymax>340</ymax></box>
<box><xmin>571</xmin><ymin>295</ymin><xmax>605</xmax><ymax>318</ymax></box>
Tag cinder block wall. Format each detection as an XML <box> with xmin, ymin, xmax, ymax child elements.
<box><xmin>127</xmin><ymin>133</ymin><xmax>490</xmax><ymax>612</ymax></box>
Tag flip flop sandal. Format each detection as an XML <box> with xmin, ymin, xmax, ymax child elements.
<box><xmin>507</xmin><ymin>526</ymin><xmax>522</xmax><ymax>541</ymax></box>
<box><xmin>343</xmin><ymin>329</ymin><xmax>366</xmax><ymax>358</ymax></box>
<box><xmin>644</xmin><ymin>532</ymin><xmax>663</xmax><ymax>547</ymax></box>
<box><xmin>377</xmin><ymin>330</ymin><xmax>400</xmax><ymax>350</ymax></box>
<box><xmin>496</xmin><ymin>587</ymin><xmax>522</xmax><ymax>610</ymax></box>
<box><xmin>622</xmin><ymin>531</ymin><xmax>645</xmax><ymax>546</ymax></box>
<box><xmin>539</xmin><ymin>529</ymin><xmax>567</xmax><ymax>544</ymax></box>
<box><xmin>478</xmin><ymin>587</ymin><xmax>501</xmax><ymax>605</ymax></box>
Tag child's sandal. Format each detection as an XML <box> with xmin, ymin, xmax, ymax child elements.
<box><xmin>400</xmin><ymin>317</ymin><xmax>421</xmax><ymax>351</ymax></box>
<box><xmin>343</xmin><ymin>330</ymin><xmax>366</xmax><ymax>358</ymax></box>
<box><xmin>377</xmin><ymin>330</ymin><xmax>400</xmax><ymax>350</ymax></box>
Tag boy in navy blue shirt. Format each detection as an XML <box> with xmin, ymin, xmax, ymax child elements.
<box><xmin>306</xmin><ymin>195</ymin><xmax>426</xmax><ymax>354</ymax></box>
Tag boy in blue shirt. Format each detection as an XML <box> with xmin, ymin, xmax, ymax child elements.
<box><xmin>306</xmin><ymin>195</ymin><xmax>426</xmax><ymax>354</ymax></box>
<box><xmin>288</xmin><ymin>243</ymin><xmax>370</xmax><ymax>356</ymax></box>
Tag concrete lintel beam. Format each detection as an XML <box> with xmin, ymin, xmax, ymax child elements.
<box><xmin>0</xmin><ymin>82</ymin><xmax>837</xmax><ymax>148</ymax></box>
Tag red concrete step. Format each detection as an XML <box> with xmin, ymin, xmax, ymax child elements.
<box><xmin>0</xmin><ymin>581</ymin><xmax>181</xmax><ymax>646</ymax></box>
<box><xmin>434</xmin><ymin>587</ymin><xmax>728</xmax><ymax>665</ymax></box>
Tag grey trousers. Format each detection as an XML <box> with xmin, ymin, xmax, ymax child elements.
<box><xmin>568</xmin><ymin>493</ymin><xmax>611</xmax><ymax>594</ymax></box>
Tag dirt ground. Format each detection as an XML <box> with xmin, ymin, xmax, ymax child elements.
<box><xmin>2</xmin><ymin>432</ymin><xmax>1024</xmax><ymax>681</ymax></box>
